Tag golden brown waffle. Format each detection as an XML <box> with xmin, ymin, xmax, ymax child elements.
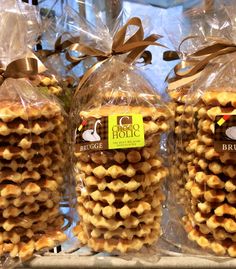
<box><xmin>78</xmin><ymin>168</ymin><xmax>168</xmax><ymax>192</ymax></box>
<box><xmin>197</xmin><ymin>119</ymin><xmax>214</xmax><ymax>134</ymax></box>
<box><xmin>202</xmin><ymin>90</ymin><xmax>236</xmax><ymax>107</ymax></box>
<box><xmin>0</xmin><ymin>117</ymin><xmax>63</xmax><ymax>136</ymax></box>
<box><xmin>0</xmin><ymin>144</ymin><xmax>61</xmax><ymax>160</ymax></box>
<box><xmin>0</xmin><ymin>191</ymin><xmax>60</xmax><ymax>209</ymax></box>
<box><xmin>0</xmin><ymin>215</ymin><xmax>64</xmax><ymax>244</ymax></box>
<box><xmin>76</xmin><ymin>158</ymin><xmax>163</xmax><ymax>179</ymax></box>
<box><xmin>0</xmin><ymin>155</ymin><xmax>63</xmax><ymax>171</ymax></box>
<box><xmin>0</xmin><ymin>132</ymin><xmax>63</xmax><ymax>149</ymax></box>
<box><xmin>0</xmin><ymin>206</ymin><xmax>60</xmax><ymax>231</ymax></box>
<box><xmin>198</xmin><ymin>106</ymin><xmax>236</xmax><ymax>121</ymax></box>
<box><xmin>191</xmin><ymin>157</ymin><xmax>236</xmax><ymax>178</ymax></box>
<box><xmin>0</xmin><ymin>230</ymin><xmax>66</xmax><ymax>260</ymax></box>
<box><xmin>80</xmin><ymin>186</ymin><xmax>162</xmax><ymax>205</ymax></box>
<box><xmin>74</xmin><ymin>223</ymin><xmax>160</xmax><ymax>253</ymax></box>
<box><xmin>0</xmin><ymin>101</ymin><xmax>62</xmax><ymax>122</ymax></box>
<box><xmin>75</xmin><ymin>146</ymin><xmax>159</xmax><ymax>165</ymax></box>
<box><xmin>88</xmin><ymin>222</ymin><xmax>160</xmax><ymax>240</ymax></box>
<box><xmin>0</xmin><ymin>179</ymin><xmax>60</xmax><ymax>198</ymax></box>
<box><xmin>2</xmin><ymin>200</ymin><xmax>56</xmax><ymax>218</ymax></box>
<box><xmin>80</xmin><ymin>106</ymin><xmax>172</xmax><ymax>121</ymax></box>
<box><xmin>0</xmin><ymin>168</ymin><xmax>62</xmax><ymax>184</ymax></box>
<box><xmin>78</xmin><ymin>192</ymin><xmax>163</xmax><ymax>219</ymax></box>
<box><xmin>78</xmin><ymin>204</ymin><xmax>162</xmax><ymax>230</ymax></box>
<box><xmin>188</xmin><ymin>139</ymin><xmax>236</xmax><ymax>163</ymax></box>
<box><xmin>196</xmin><ymin>131</ymin><xmax>213</xmax><ymax>146</ymax></box>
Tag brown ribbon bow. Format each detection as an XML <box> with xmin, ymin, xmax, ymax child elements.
<box><xmin>39</xmin><ymin>17</ymin><xmax>165</xmax><ymax>93</ymax></box>
<box><xmin>0</xmin><ymin>58</ymin><xmax>39</xmax><ymax>81</ymax></box>
<box><xmin>164</xmin><ymin>36</ymin><xmax>236</xmax><ymax>87</ymax></box>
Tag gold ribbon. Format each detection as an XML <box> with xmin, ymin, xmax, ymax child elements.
<box><xmin>38</xmin><ymin>17</ymin><xmax>165</xmax><ymax>94</ymax></box>
<box><xmin>164</xmin><ymin>36</ymin><xmax>236</xmax><ymax>88</ymax></box>
<box><xmin>0</xmin><ymin>58</ymin><xmax>39</xmax><ymax>80</ymax></box>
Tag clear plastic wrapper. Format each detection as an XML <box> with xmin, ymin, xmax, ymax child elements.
<box><xmin>0</xmin><ymin>1</ymin><xmax>68</xmax><ymax>267</ymax></box>
<box><xmin>54</xmin><ymin>6</ymin><xmax>175</xmax><ymax>254</ymax></box>
<box><xmin>163</xmin><ymin>2</ymin><xmax>236</xmax><ymax>258</ymax></box>
<box><xmin>72</xmin><ymin>57</ymin><xmax>173</xmax><ymax>254</ymax></box>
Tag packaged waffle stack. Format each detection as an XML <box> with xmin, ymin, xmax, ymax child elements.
<box><xmin>0</xmin><ymin>78</ymin><xmax>67</xmax><ymax>261</ymax></box>
<box><xmin>168</xmin><ymin>85</ymin><xmax>197</xmax><ymax>206</ymax></box>
<box><xmin>181</xmin><ymin>55</ymin><xmax>236</xmax><ymax>257</ymax></box>
<box><xmin>72</xmin><ymin>58</ymin><xmax>173</xmax><ymax>253</ymax></box>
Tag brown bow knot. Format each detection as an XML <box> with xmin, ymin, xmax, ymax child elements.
<box><xmin>0</xmin><ymin>58</ymin><xmax>39</xmax><ymax>84</ymax></box>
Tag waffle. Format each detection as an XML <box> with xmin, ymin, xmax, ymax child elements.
<box><xmin>0</xmin><ymin>144</ymin><xmax>62</xmax><ymax>160</ymax></box>
<box><xmin>197</xmin><ymin>131</ymin><xmax>213</xmax><ymax>146</ymax></box>
<box><xmin>98</xmin><ymin>91</ymin><xmax>161</xmax><ymax>104</ymax></box>
<box><xmin>0</xmin><ymin>132</ymin><xmax>63</xmax><ymax>149</ymax></box>
<box><xmin>1</xmin><ymin>206</ymin><xmax>60</xmax><ymax>231</ymax></box>
<box><xmin>2</xmin><ymin>200</ymin><xmax>55</xmax><ymax>218</ymax></box>
<box><xmin>76</xmin><ymin>158</ymin><xmax>163</xmax><ymax>179</ymax></box>
<box><xmin>80</xmin><ymin>186</ymin><xmax>162</xmax><ymax>205</ymax></box>
<box><xmin>202</xmin><ymin>90</ymin><xmax>236</xmax><ymax>107</ymax></box>
<box><xmin>0</xmin><ymin>168</ymin><xmax>62</xmax><ymax>184</ymax></box>
<box><xmin>175</xmin><ymin>125</ymin><xmax>195</xmax><ymax>136</ymax></box>
<box><xmin>0</xmin><ymin>179</ymin><xmax>60</xmax><ymax>198</ymax></box>
<box><xmin>0</xmin><ymin>118</ymin><xmax>64</xmax><ymax>137</ymax></box>
<box><xmin>0</xmin><ymin>191</ymin><xmax>60</xmax><ymax>209</ymax></box>
<box><xmin>0</xmin><ymin>230</ymin><xmax>66</xmax><ymax>260</ymax></box>
<box><xmin>194</xmin><ymin>171</ymin><xmax>225</xmax><ymax>189</ymax></box>
<box><xmin>189</xmin><ymin>140</ymin><xmax>236</xmax><ymax>163</ymax></box>
<box><xmin>197</xmin><ymin>119</ymin><xmax>214</xmax><ymax>134</ymax></box>
<box><xmin>78</xmin><ymin>193</ymin><xmax>163</xmax><ymax>219</ymax></box>
<box><xmin>75</xmin><ymin>222</ymin><xmax>160</xmax><ymax>253</ymax></box>
<box><xmin>193</xmin><ymin>158</ymin><xmax>236</xmax><ymax>178</ymax></box>
<box><xmin>186</xmin><ymin>181</ymin><xmax>226</xmax><ymax>203</ymax></box>
<box><xmin>79</xmin><ymin>106</ymin><xmax>172</xmax><ymax>121</ymax></box>
<box><xmin>78</xmin><ymin>203</ymin><xmax>162</xmax><ymax>231</ymax></box>
<box><xmin>0</xmin><ymin>155</ymin><xmax>63</xmax><ymax>171</ymax></box>
<box><xmin>198</xmin><ymin>106</ymin><xmax>236</xmax><ymax>121</ymax></box>
<box><xmin>88</xmin><ymin>222</ymin><xmax>160</xmax><ymax>240</ymax></box>
<box><xmin>78</xmin><ymin>168</ymin><xmax>168</xmax><ymax>192</ymax></box>
<box><xmin>0</xmin><ymin>215</ymin><xmax>64</xmax><ymax>244</ymax></box>
<box><xmin>75</xmin><ymin>146</ymin><xmax>158</xmax><ymax>165</ymax></box>
<box><xmin>0</xmin><ymin>101</ymin><xmax>62</xmax><ymax>122</ymax></box>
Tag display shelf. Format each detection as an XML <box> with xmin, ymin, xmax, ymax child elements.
<box><xmin>19</xmin><ymin>254</ymin><xmax>236</xmax><ymax>269</ymax></box>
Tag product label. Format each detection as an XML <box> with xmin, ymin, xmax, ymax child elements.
<box><xmin>214</xmin><ymin>115</ymin><xmax>236</xmax><ymax>152</ymax></box>
<box><xmin>75</xmin><ymin>114</ymin><xmax>144</xmax><ymax>152</ymax></box>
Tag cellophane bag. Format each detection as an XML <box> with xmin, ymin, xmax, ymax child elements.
<box><xmin>72</xmin><ymin>57</ymin><xmax>173</xmax><ymax>254</ymax></box>
<box><xmin>178</xmin><ymin>52</ymin><xmax>236</xmax><ymax>257</ymax></box>
<box><xmin>59</xmin><ymin>5</ymin><xmax>174</xmax><ymax>254</ymax></box>
<box><xmin>163</xmin><ymin>3</ymin><xmax>236</xmax><ymax>258</ymax></box>
<box><xmin>0</xmin><ymin>1</ymin><xmax>68</xmax><ymax>267</ymax></box>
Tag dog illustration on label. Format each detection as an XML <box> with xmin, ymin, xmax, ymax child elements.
<box><xmin>226</xmin><ymin>126</ymin><xmax>236</xmax><ymax>140</ymax></box>
<box><xmin>82</xmin><ymin>119</ymin><xmax>102</xmax><ymax>142</ymax></box>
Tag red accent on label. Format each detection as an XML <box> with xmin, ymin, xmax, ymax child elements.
<box><xmin>223</xmin><ymin>115</ymin><xmax>231</xmax><ymax>121</ymax></box>
<box><xmin>82</xmin><ymin>120</ymin><xmax>87</xmax><ymax>126</ymax></box>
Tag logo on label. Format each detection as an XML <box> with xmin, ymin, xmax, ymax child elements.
<box><xmin>214</xmin><ymin>115</ymin><xmax>236</xmax><ymax>152</ymax></box>
<box><xmin>82</xmin><ymin>119</ymin><xmax>102</xmax><ymax>142</ymax></box>
<box><xmin>109</xmin><ymin>114</ymin><xmax>144</xmax><ymax>149</ymax></box>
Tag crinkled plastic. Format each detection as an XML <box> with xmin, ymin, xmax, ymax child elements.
<box><xmin>0</xmin><ymin>1</ymin><xmax>69</xmax><ymax>267</ymax></box>
<box><xmin>164</xmin><ymin>2</ymin><xmax>236</xmax><ymax>259</ymax></box>
<box><xmin>71</xmin><ymin>56</ymin><xmax>174</xmax><ymax>254</ymax></box>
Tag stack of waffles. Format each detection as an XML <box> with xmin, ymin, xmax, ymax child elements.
<box><xmin>0</xmin><ymin>101</ymin><xmax>66</xmax><ymax>261</ymax></box>
<box><xmin>73</xmin><ymin>104</ymin><xmax>172</xmax><ymax>253</ymax></box>
<box><xmin>168</xmin><ymin>87</ymin><xmax>197</xmax><ymax>205</ymax></box>
<box><xmin>183</xmin><ymin>90</ymin><xmax>236</xmax><ymax>257</ymax></box>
